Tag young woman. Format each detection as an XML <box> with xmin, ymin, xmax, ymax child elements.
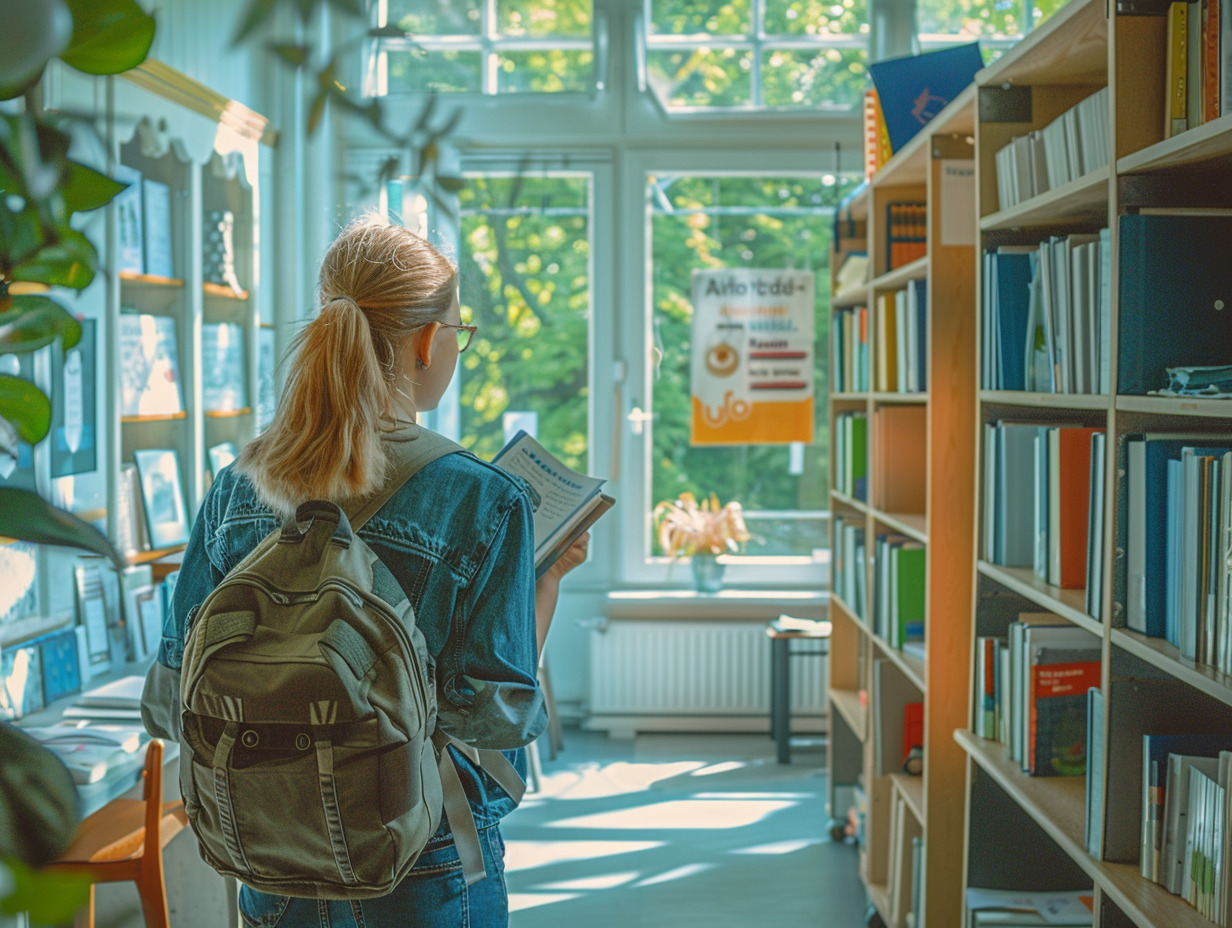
<box><xmin>146</xmin><ymin>214</ymin><xmax>586</xmax><ymax>927</ymax></box>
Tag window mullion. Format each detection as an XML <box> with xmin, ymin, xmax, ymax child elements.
<box><xmin>483</xmin><ymin>0</ymin><xmax>498</xmax><ymax>94</ymax></box>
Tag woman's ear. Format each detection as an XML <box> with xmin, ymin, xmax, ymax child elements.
<box><xmin>414</xmin><ymin>322</ymin><xmax>441</xmax><ymax>370</ymax></box>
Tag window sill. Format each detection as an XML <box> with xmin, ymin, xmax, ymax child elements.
<box><xmin>605</xmin><ymin>588</ymin><xmax>829</xmax><ymax>621</ymax></box>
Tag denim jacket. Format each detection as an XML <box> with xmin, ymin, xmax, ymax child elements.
<box><xmin>150</xmin><ymin>422</ymin><xmax>548</xmax><ymax>832</ymax></box>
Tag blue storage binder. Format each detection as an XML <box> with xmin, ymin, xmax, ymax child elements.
<box><xmin>867</xmin><ymin>43</ymin><xmax>984</xmax><ymax>152</ymax></box>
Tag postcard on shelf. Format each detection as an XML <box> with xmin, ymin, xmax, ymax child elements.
<box><xmin>116</xmin><ymin>462</ymin><xmax>150</xmax><ymax>558</ymax></box>
<box><xmin>201</xmin><ymin>322</ymin><xmax>248</xmax><ymax>413</ymax></box>
<box><xmin>50</xmin><ymin>318</ymin><xmax>98</xmax><ymax>477</ymax></box>
<box><xmin>133</xmin><ymin>448</ymin><xmax>190</xmax><ymax>549</ymax></box>
<box><xmin>119</xmin><ymin>313</ymin><xmax>184</xmax><ymax>417</ymax></box>
<box><xmin>113</xmin><ymin>164</ymin><xmax>144</xmax><ymax>275</ymax></box>
<box><xmin>141</xmin><ymin>178</ymin><xmax>174</xmax><ymax>279</ymax></box>
<box><xmin>492</xmin><ymin>430</ymin><xmax>613</xmax><ymax>579</ymax></box>
<box><xmin>74</xmin><ymin>564</ymin><xmax>112</xmax><ymax>677</ymax></box>
<box><xmin>257</xmin><ymin>327</ymin><xmax>277</xmax><ymax>432</ymax></box>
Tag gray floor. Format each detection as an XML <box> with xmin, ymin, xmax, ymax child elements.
<box><xmin>504</xmin><ymin>729</ymin><xmax>867</xmax><ymax>927</ymax></box>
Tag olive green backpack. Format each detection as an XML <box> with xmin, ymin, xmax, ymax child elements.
<box><xmin>176</xmin><ymin>429</ymin><xmax>523</xmax><ymax>899</ymax></box>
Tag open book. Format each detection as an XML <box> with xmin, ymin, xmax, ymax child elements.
<box><xmin>492</xmin><ymin>430</ymin><xmax>613</xmax><ymax>579</ymax></box>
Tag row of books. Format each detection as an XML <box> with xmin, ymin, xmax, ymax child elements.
<box><xmin>965</xmin><ymin>889</ymin><xmax>1093</xmax><ymax>927</ymax></box>
<box><xmin>888</xmin><ymin>781</ymin><xmax>923</xmax><ymax>927</ymax></box>
<box><xmin>1162</xmin><ymin>0</ymin><xmax>1232</xmax><ymax>141</ymax></box>
<box><xmin>979</xmin><ymin>232</ymin><xmax>1111</xmax><ymax>395</ymax></box>
<box><xmin>834</xmin><ymin>412</ymin><xmax>868</xmax><ymax>502</ymax></box>
<box><xmin>833</xmin><ymin>514</ymin><xmax>868</xmax><ymax>621</ymax></box>
<box><xmin>875</xmin><ymin>279</ymin><xmax>928</xmax><ymax>394</ymax></box>
<box><xmin>885</xmin><ymin>202</ymin><xmax>927</xmax><ymax>271</ymax></box>
<box><xmin>975</xmin><ymin>617</ymin><xmax>1101</xmax><ymax>778</ymax></box>
<box><xmin>872</xmin><ymin>535</ymin><xmax>926</xmax><ymax>652</ymax></box>
<box><xmin>982</xmin><ymin>422</ymin><xmax>1104</xmax><ymax>595</ymax></box>
<box><xmin>1124</xmin><ymin>434</ymin><xmax>1232</xmax><ymax>672</ymax></box>
<box><xmin>832</xmin><ymin>306</ymin><xmax>869</xmax><ymax>393</ymax></box>
<box><xmin>992</xmin><ymin>88</ymin><xmax>1109</xmax><ymax>211</ymax></box>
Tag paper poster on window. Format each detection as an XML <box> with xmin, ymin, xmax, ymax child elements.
<box><xmin>690</xmin><ymin>269</ymin><xmax>815</xmax><ymax>446</ymax></box>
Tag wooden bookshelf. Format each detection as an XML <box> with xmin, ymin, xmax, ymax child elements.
<box><xmin>127</xmin><ymin>543</ymin><xmax>187</xmax><ymax>566</ymax></box>
<box><xmin>202</xmin><ymin>282</ymin><xmax>250</xmax><ymax>300</ymax></box>
<box><xmin>958</xmin><ymin>4</ymin><xmax>1232</xmax><ymax>926</ymax></box>
<box><xmin>119</xmin><ymin>271</ymin><xmax>186</xmax><ymax>288</ymax></box>
<box><xmin>203</xmin><ymin>408</ymin><xmax>252</xmax><ymax>419</ymax></box>
<box><xmin>121</xmin><ymin>411</ymin><xmax>189</xmax><ymax>423</ymax></box>
<box><xmin>833</xmin><ymin>287</ymin><xmax>866</xmax><ymax>308</ymax></box>
<box><xmin>828</xmin><ymin>86</ymin><xmax>976</xmax><ymax>928</ymax></box>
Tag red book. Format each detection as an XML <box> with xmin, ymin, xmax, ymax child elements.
<box><xmin>1051</xmin><ymin>427</ymin><xmax>1103</xmax><ymax>589</ymax></box>
<box><xmin>1027</xmin><ymin>648</ymin><xmax>1101</xmax><ymax>776</ymax></box>
<box><xmin>903</xmin><ymin>701</ymin><xmax>924</xmax><ymax>765</ymax></box>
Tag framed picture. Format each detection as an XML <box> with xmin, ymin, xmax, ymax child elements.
<box><xmin>115</xmin><ymin>462</ymin><xmax>150</xmax><ymax>558</ymax></box>
<box><xmin>123</xmin><ymin>583</ymin><xmax>162</xmax><ymax>662</ymax></box>
<box><xmin>0</xmin><ymin>642</ymin><xmax>44</xmax><ymax>720</ymax></box>
<box><xmin>74</xmin><ymin>563</ymin><xmax>112</xmax><ymax>677</ymax></box>
<box><xmin>32</xmin><ymin>626</ymin><xmax>82</xmax><ymax>705</ymax></box>
<box><xmin>202</xmin><ymin>323</ymin><xmax>248</xmax><ymax>412</ymax></box>
<box><xmin>119</xmin><ymin>313</ymin><xmax>184</xmax><ymax>417</ymax></box>
<box><xmin>50</xmin><ymin>318</ymin><xmax>98</xmax><ymax>477</ymax></box>
<box><xmin>142</xmin><ymin>177</ymin><xmax>174</xmax><ymax>279</ymax></box>
<box><xmin>257</xmin><ymin>326</ymin><xmax>277</xmax><ymax>432</ymax></box>
<box><xmin>0</xmin><ymin>351</ymin><xmax>38</xmax><ymax>491</ymax></box>
<box><xmin>133</xmin><ymin>448</ymin><xmax>190</xmax><ymax>549</ymax></box>
<box><xmin>208</xmin><ymin>441</ymin><xmax>238</xmax><ymax>479</ymax></box>
<box><xmin>114</xmin><ymin>163</ymin><xmax>144</xmax><ymax>275</ymax></box>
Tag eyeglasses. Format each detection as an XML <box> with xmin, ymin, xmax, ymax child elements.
<box><xmin>439</xmin><ymin>323</ymin><xmax>478</xmax><ymax>352</ymax></box>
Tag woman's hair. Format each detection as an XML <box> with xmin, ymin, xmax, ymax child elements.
<box><xmin>237</xmin><ymin>213</ymin><xmax>457</xmax><ymax>516</ymax></box>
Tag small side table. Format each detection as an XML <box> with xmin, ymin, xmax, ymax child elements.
<box><xmin>766</xmin><ymin>616</ymin><xmax>832</xmax><ymax>764</ymax></box>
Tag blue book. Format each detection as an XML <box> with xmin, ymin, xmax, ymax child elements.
<box><xmin>1119</xmin><ymin>213</ymin><xmax>1232</xmax><ymax>394</ymax></box>
<box><xmin>991</xmin><ymin>249</ymin><xmax>1034</xmax><ymax>391</ymax></box>
<box><xmin>911</xmin><ymin>278</ymin><xmax>927</xmax><ymax>391</ymax></box>
<box><xmin>867</xmin><ymin>42</ymin><xmax>985</xmax><ymax>152</ymax></box>
<box><xmin>1167</xmin><ymin>459</ymin><xmax>1183</xmax><ymax>648</ymax></box>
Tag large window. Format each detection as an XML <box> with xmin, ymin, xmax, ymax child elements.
<box><xmin>453</xmin><ymin>173</ymin><xmax>593</xmax><ymax>472</ymax></box>
<box><xmin>646</xmin><ymin>173</ymin><xmax>859</xmax><ymax>561</ymax></box>
<box><xmin>917</xmin><ymin>0</ymin><xmax>1068</xmax><ymax>57</ymax></box>
<box><xmin>643</xmin><ymin>0</ymin><xmax>868</xmax><ymax>111</ymax></box>
<box><xmin>368</xmin><ymin>0</ymin><xmax>596</xmax><ymax>95</ymax></box>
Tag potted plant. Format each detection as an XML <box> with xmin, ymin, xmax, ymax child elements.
<box><xmin>653</xmin><ymin>492</ymin><xmax>752</xmax><ymax>593</ymax></box>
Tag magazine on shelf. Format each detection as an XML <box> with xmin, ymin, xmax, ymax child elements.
<box><xmin>492</xmin><ymin>430</ymin><xmax>613</xmax><ymax>579</ymax></box>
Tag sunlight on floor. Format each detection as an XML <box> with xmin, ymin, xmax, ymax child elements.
<box><xmin>505</xmin><ymin>840</ymin><xmax>665</xmax><ymax>873</ymax></box>
<box><xmin>532</xmin><ymin>760</ymin><xmax>708</xmax><ymax>801</ymax></box>
<box><xmin>731</xmin><ymin>838</ymin><xmax>824</xmax><ymax>855</ymax></box>
<box><xmin>546</xmin><ymin>798</ymin><xmax>797</xmax><ymax>830</ymax></box>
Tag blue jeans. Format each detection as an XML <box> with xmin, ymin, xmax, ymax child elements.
<box><xmin>237</xmin><ymin>826</ymin><xmax>509</xmax><ymax>928</ymax></box>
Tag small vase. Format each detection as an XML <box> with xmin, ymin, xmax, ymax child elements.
<box><xmin>691</xmin><ymin>553</ymin><xmax>725</xmax><ymax>593</ymax></box>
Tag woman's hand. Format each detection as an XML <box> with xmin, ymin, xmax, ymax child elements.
<box><xmin>534</xmin><ymin>533</ymin><xmax>589</xmax><ymax>654</ymax></box>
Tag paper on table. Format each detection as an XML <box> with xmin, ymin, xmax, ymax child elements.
<box><xmin>965</xmin><ymin>889</ymin><xmax>1094</xmax><ymax>925</ymax></box>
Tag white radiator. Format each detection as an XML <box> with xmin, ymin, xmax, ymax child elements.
<box><xmin>586</xmin><ymin>619</ymin><xmax>828</xmax><ymax>735</ymax></box>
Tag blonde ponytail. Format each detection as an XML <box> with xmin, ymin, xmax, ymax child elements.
<box><xmin>237</xmin><ymin>215</ymin><xmax>457</xmax><ymax>516</ymax></box>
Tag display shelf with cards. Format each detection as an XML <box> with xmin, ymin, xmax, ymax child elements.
<box><xmin>958</xmin><ymin>1</ymin><xmax>1232</xmax><ymax>926</ymax></box>
<box><xmin>827</xmin><ymin>82</ymin><xmax>977</xmax><ymax>928</ymax></box>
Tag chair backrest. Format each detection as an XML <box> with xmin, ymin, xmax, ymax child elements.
<box><xmin>142</xmin><ymin>739</ymin><xmax>165</xmax><ymax>853</ymax></box>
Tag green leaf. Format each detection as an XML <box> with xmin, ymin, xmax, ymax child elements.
<box><xmin>268</xmin><ymin>42</ymin><xmax>311</xmax><ymax>68</ymax></box>
<box><xmin>232</xmin><ymin>0</ymin><xmax>279</xmax><ymax>46</ymax></box>
<box><xmin>1</xmin><ymin>859</ymin><xmax>92</xmax><ymax>922</ymax></box>
<box><xmin>0</xmin><ymin>295</ymin><xmax>82</xmax><ymax>353</ymax></box>
<box><xmin>60</xmin><ymin>0</ymin><xmax>155</xmax><ymax>75</ymax></box>
<box><xmin>12</xmin><ymin>228</ymin><xmax>98</xmax><ymax>289</ymax></box>
<box><xmin>0</xmin><ymin>377</ymin><xmax>51</xmax><ymax>444</ymax></box>
<box><xmin>0</xmin><ymin>488</ymin><xmax>125</xmax><ymax>570</ymax></box>
<box><xmin>0</xmin><ymin>68</ymin><xmax>44</xmax><ymax>103</ymax></box>
<box><xmin>60</xmin><ymin>160</ymin><xmax>126</xmax><ymax>213</ymax></box>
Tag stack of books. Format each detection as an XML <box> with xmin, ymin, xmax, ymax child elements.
<box><xmin>964</xmin><ymin>888</ymin><xmax>1093</xmax><ymax>927</ymax></box>
<box><xmin>834</xmin><ymin>412</ymin><xmax>869</xmax><ymax>502</ymax></box>
<box><xmin>982</xmin><ymin>422</ymin><xmax>1105</xmax><ymax>595</ymax></box>
<box><xmin>832</xmin><ymin>306</ymin><xmax>870</xmax><ymax>393</ymax></box>
<box><xmin>975</xmin><ymin>617</ymin><xmax>1100</xmax><ymax>778</ymax></box>
<box><xmin>980</xmin><ymin>232</ymin><xmax>1111</xmax><ymax>395</ymax></box>
<box><xmin>833</xmin><ymin>514</ymin><xmax>868</xmax><ymax>620</ymax></box>
<box><xmin>874</xmin><ymin>279</ymin><xmax>928</xmax><ymax>393</ymax></box>
<box><xmin>1123</xmin><ymin>434</ymin><xmax>1232</xmax><ymax>670</ymax></box>
<box><xmin>993</xmin><ymin>88</ymin><xmax>1109</xmax><ymax>211</ymax></box>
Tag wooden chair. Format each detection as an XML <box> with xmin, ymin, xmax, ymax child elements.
<box><xmin>44</xmin><ymin>739</ymin><xmax>189</xmax><ymax>928</ymax></box>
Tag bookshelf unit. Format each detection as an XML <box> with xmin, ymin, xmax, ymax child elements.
<box><xmin>828</xmin><ymin>86</ymin><xmax>977</xmax><ymax>928</ymax></box>
<box><xmin>958</xmin><ymin>1</ymin><xmax>1232</xmax><ymax>926</ymax></box>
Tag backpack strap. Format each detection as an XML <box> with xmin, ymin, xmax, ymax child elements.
<box><xmin>345</xmin><ymin>425</ymin><xmax>465</xmax><ymax>533</ymax></box>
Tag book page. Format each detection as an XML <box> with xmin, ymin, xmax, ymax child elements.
<box><xmin>493</xmin><ymin>431</ymin><xmax>605</xmax><ymax>556</ymax></box>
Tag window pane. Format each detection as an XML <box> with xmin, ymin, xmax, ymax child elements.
<box><xmin>457</xmin><ymin>175</ymin><xmax>591</xmax><ymax>471</ymax></box>
<box><xmin>918</xmin><ymin>0</ymin><xmax>1023</xmax><ymax>39</ymax></box>
<box><xmin>647</xmin><ymin>174</ymin><xmax>861</xmax><ymax>559</ymax></box>
<box><xmin>497</xmin><ymin>50</ymin><xmax>595</xmax><ymax>93</ymax></box>
<box><xmin>498</xmin><ymin>0</ymin><xmax>593</xmax><ymax>37</ymax></box>
<box><xmin>650</xmin><ymin>0</ymin><xmax>753</xmax><ymax>35</ymax></box>
<box><xmin>388</xmin><ymin>0</ymin><xmax>482</xmax><ymax>35</ymax></box>
<box><xmin>647</xmin><ymin>48</ymin><xmax>753</xmax><ymax>108</ymax></box>
<box><xmin>761</xmin><ymin>47</ymin><xmax>866</xmax><ymax>110</ymax></box>
<box><xmin>764</xmin><ymin>0</ymin><xmax>865</xmax><ymax>37</ymax></box>
<box><xmin>385</xmin><ymin>50</ymin><xmax>482</xmax><ymax>93</ymax></box>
